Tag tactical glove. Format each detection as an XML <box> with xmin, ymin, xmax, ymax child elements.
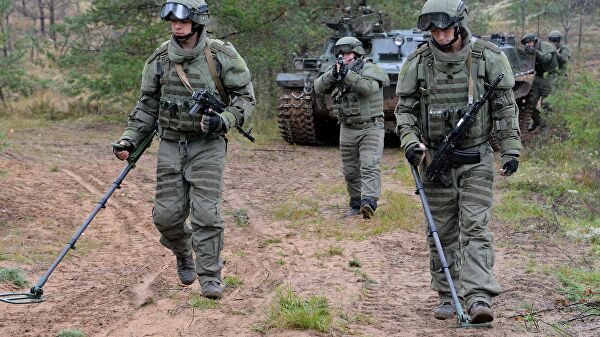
<box><xmin>501</xmin><ymin>155</ymin><xmax>519</xmax><ymax>176</ymax></box>
<box><xmin>405</xmin><ymin>144</ymin><xmax>426</xmax><ymax>167</ymax></box>
<box><xmin>112</xmin><ymin>140</ymin><xmax>132</xmax><ymax>155</ymax></box>
<box><xmin>338</xmin><ymin>63</ymin><xmax>349</xmax><ymax>80</ymax></box>
<box><xmin>201</xmin><ymin>113</ymin><xmax>225</xmax><ymax>134</ymax></box>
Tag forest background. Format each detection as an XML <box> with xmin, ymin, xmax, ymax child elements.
<box><xmin>0</xmin><ymin>1</ymin><xmax>598</xmax><ymax>336</ymax></box>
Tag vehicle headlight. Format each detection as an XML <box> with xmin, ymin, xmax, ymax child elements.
<box><xmin>394</xmin><ymin>36</ymin><xmax>405</xmax><ymax>47</ymax></box>
<box><xmin>294</xmin><ymin>59</ymin><xmax>304</xmax><ymax>70</ymax></box>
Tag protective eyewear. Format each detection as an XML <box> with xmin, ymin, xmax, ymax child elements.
<box><xmin>417</xmin><ymin>12</ymin><xmax>461</xmax><ymax>31</ymax></box>
<box><xmin>160</xmin><ymin>2</ymin><xmax>191</xmax><ymax>21</ymax></box>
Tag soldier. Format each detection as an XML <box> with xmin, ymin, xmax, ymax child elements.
<box><xmin>521</xmin><ymin>33</ymin><xmax>558</xmax><ymax>131</ymax></box>
<box><xmin>314</xmin><ymin>37</ymin><xmax>390</xmax><ymax>219</ymax></box>
<box><xmin>113</xmin><ymin>0</ymin><xmax>255</xmax><ymax>299</ymax></box>
<box><xmin>395</xmin><ymin>0</ymin><xmax>521</xmax><ymax>323</ymax></box>
<box><xmin>548</xmin><ymin>30</ymin><xmax>571</xmax><ymax>76</ymax></box>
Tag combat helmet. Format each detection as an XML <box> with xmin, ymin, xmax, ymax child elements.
<box><xmin>548</xmin><ymin>30</ymin><xmax>562</xmax><ymax>43</ymax></box>
<box><xmin>160</xmin><ymin>0</ymin><xmax>210</xmax><ymax>25</ymax></box>
<box><xmin>417</xmin><ymin>0</ymin><xmax>469</xmax><ymax>31</ymax></box>
<box><xmin>333</xmin><ymin>37</ymin><xmax>365</xmax><ymax>55</ymax></box>
<box><xmin>521</xmin><ymin>33</ymin><xmax>538</xmax><ymax>45</ymax></box>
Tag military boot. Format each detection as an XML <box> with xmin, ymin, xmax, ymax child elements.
<box><xmin>201</xmin><ymin>279</ymin><xmax>223</xmax><ymax>299</ymax></box>
<box><xmin>469</xmin><ymin>301</ymin><xmax>494</xmax><ymax>323</ymax></box>
<box><xmin>433</xmin><ymin>302</ymin><xmax>455</xmax><ymax>320</ymax></box>
<box><xmin>360</xmin><ymin>197</ymin><xmax>377</xmax><ymax>219</ymax></box>
<box><xmin>527</xmin><ymin>120</ymin><xmax>539</xmax><ymax>132</ymax></box>
<box><xmin>176</xmin><ymin>254</ymin><xmax>196</xmax><ymax>286</ymax></box>
<box><xmin>346</xmin><ymin>197</ymin><xmax>361</xmax><ymax>217</ymax></box>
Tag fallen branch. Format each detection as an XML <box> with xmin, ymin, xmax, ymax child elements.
<box><xmin>508</xmin><ymin>301</ymin><xmax>597</xmax><ymax>318</ymax></box>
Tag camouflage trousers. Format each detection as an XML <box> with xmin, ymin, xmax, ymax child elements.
<box><xmin>153</xmin><ymin>136</ymin><xmax>226</xmax><ymax>282</ymax></box>
<box><xmin>529</xmin><ymin>74</ymin><xmax>556</xmax><ymax>124</ymax></box>
<box><xmin>339</xmin><ymin>120</ymin><xmax>385</xmax><ymax>201</ymax></box>
<box><xmin>421</xmin><ymin>143</ymin><xmax>501</xmax><ymax>307</ymax></box>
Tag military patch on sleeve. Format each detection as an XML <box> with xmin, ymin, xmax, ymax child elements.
<box><xmin>208</xmin><ymin>39</ymin><xmax>239</xmax><ymax>59</ymax></box>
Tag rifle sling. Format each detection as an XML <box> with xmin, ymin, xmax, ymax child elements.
<box><xmin>173</xmin><ymin>43</ymin><xmax>229</xmax><ymax>106</ymax></box>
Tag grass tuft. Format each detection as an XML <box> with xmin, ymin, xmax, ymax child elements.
<box><xmin>188</xmin><ymin>295</ymin><xmax>220</xmax><ymax>310</ymax></box>
<box><xmin>554</xmin><ymin>266</ymin><xmax>600</xmax><ymax>302</ymax></box>
<box><xmin>56</xmin><ymin>329</ymin><xmax>87</xmax><ymax>337</ymax></box>
<box><xmin>224</xmin><ymin>275</ymin><xmax>242</xmax><ymax>289</ymax></box>
<box><xmin>0</xmin><ymin>268</ymin><xmax>29</xmax><ymax>288</ymax></box>
<box><xmin>266</xmin><ymin>284</ymin><xmax>332</xmax><ymax>332</ymax></box>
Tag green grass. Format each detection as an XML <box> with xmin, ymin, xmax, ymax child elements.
<box><xmin>49</xmin><ymin>165</ymin><xmax>60</xmax><ymax>173</ymax></box>
<box><xmin>230</xmin><ymin>208</ymin><xmax>250</xmax><ymax>228</ymax></box>
<box><xmin>266</xmin><ymin>284</ymin><xmax>332</xmax><ymax>333</ymax></box>
<box><xmin>315</xmin><ymin>244</ymin><xmax>345</xmax><ymax>258</ymax></box>
<box><xmin>0</xmin><ymin>169</ymin><xmax>8</xmax><ymax>179</ymax></box>
<box><xmin>390</xmin><ymin>162</ymin><xmax>415</xmax><ymax>188</ymax></box>
<box><xmin>271</xmin><ymin>195</ymin><xmax>320</xmax><ymax>221</ymax></box>
<box><xmin>310</xmin><ymin>190</ymin><xmax>421</xmax><ymax>240</ymax></box>
<box><xmin>56</xmin><ymin>329</ymin><xmax>87</xmax><ymax>337</ymax></box>
<box><xmin>352</xmin><ymin>268</ymin><xmax>377</xmax><ymax>284</ymax></box>
<box><xmin>554</xmin><ymin>265</ymin><xmax>600</xmax><ymax>302</ymax></box>
<box><xmin>233</xmin><ymin>250</ymin><xmax>246</xmax><ymax>257</ymax></box>
<box><xmin>224</xmin><ymin>275</ymin><xmax>242</xmax><ymax>289</ymax></box>
<box><xmin>275</xmin><ymin>258</ymin><xmax>286</xmax><ymax>266</ymax></box>
<box><xmin>188</xmin><ymin>296</ymin><xmax>220</xmax><ymax>309</ymax></box>
<box><xmin>261</xmin><ymin>238</ymin><xmax>282</xmax><ymax>246</ymax></box>
<box><xmin>349</xmin><ymin>258</ymin><xmax>361</xmax><ymax>268</ymax></box>
<box><xmin>0</xmin><ymin>268</ymin><xmax>29</xmax><ymax>288</ymax></box>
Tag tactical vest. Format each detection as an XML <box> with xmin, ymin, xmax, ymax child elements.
<box><xmin>535</xmin><ymin>42</ymin><xmax>559</xmax><ymax>74</ymax></box>
<box><xmin>153</xmin><ymin>40</ymin><xmax>221</xmax><ymax>135</ymax></box>
<box><xmin>416</xmin><ymin>40</ymin><xmax>492</xmax><ymax>148</ymax></box>
<box><xmin>333</xmin><ymin>62</ymin><xmax>385</xmax><ymax>124</ymax></box>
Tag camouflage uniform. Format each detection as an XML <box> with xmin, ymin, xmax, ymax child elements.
<box><xmin>117</xmin><ymin>0</ymin><xmax>255</xmax><ymax>292</ymax></box>
<box><xmin>522</xmin><ymin>33</ymin><xmax>558</xmax><ymax>129</ymax></box>
<box><xmin>314</xmin><ymin>37</ymin><xmax>390</xmax><ymax>218</ymax></box>
<box><xmin>549</xmin><ymin>30</ymin><xmax>571</xmax><ymax>77</ymax></box>
<box><xmin>396</xmin><ymin>0</ymin><xmax>521</xmax><ymax>320</ymax></box>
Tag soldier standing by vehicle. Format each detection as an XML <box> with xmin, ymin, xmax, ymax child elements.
<box><xmin>522</xmin><ymin>33</ymin><xmax>558</xmax><ymax>131</ymax></box>
<box><xmin>314</xmin><ymin>37</ymin><xmax>390</xmax><ymax>219</ymax></box>
<box><xmin>113</xmin><ymin>0</ymin><xmax>255</xmax><ymax>299</ymax></box>
<box><xmin>395</xmin><ymin>0</ymin><xmax>521</xmax><ymax>323</ymax></box>
<box><xmin>548</xmin><ymin>30</ymin><xmax>571</xmax><ymax>77</ymax></box>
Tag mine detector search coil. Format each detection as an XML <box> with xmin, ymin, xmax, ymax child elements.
<box><xmin>0</xmin><ymin>127</ymin><xmax>158</xmax><ymax>304</ymax></box>
<box><xmin>189</xmin><ymin>89</ymin><xmax>255</xmax><ymax>142</ymax></box>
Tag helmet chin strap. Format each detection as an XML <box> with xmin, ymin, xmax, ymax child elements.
<box><xmin>433</xmin><ymin>26</ymin><xmax>461</xmax><ymax>51</ymax></box>
<box><xmin>173</xmin><ymin>23</ymin><xmax>204</xmax><ymax>43</ymax></box>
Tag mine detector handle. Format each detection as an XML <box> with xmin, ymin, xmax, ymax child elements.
<box><xmin>0</xmin><ymin>128</ymin><xmax>157</xmax><ymax>304</ymax></box>
<box><xmin>189</xmin><ymin>89</ymin><xmax>255</xmax><ymax>142</ymax></box>
<box><xmin>424</xmin><ymin>73</ymin><xmax>504</xmax><ymax>184</ymax></box>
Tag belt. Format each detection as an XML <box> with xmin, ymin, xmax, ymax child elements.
<box><xmin>159</xmin><ymin>129</ymin><xmax>204</xmax><ymax>142</ymax></box>
<box><xmin>343</xmin><ymin>116</ymin><xmax>383</xmax><ymax>129</ymax></box>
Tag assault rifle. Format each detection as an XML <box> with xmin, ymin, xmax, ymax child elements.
<box><xmin>332</xmin><ymin>56</ymin><xmax>365</xmax><ymax>102</ymax></box>
<box><xmin>188</xmin><ymin>89</ymin><xmax>255</xmax><ymax>142</ymax></box>
<box><xmin>424</xmin><ymin>73</ymin><xmax>505</xmax><ymax>186</ymax></box>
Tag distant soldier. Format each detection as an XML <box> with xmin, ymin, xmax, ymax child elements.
<box><xmin>395</xmin><ymin>0</ymin><xmax>522</xmax><ymax>323</ymax></box>
<box><xmin>113</xmin><ymin>0</ymin><xmax>255</xmax><ymax>299</ymax></box>
<box><xmin>521</xmin><ymin>33</ymin><xmax>558</xmax><ymax>131</ymax></box>
<box><xmin>314</xmin><ymin>37</ymin><xmax>390</xmax><ymax>219</ymax></box>
<box><xmin>548</xmin><ymin>30</ymin><xmax>571</xmax><ymax>76</ymax></box>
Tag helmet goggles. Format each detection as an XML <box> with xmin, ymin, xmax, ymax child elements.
<box><xmin>548</xmin><ymin>36</ymin><xmax>561</xmax><ymax>43</ymax></box>
<box><xmin>160</xmin><ymin>2</ymin><xmax>191</xmax><ymax>21</ymax></box>
<box><xmin>417</xmin><ymin>12</ymin><xmax>462</xmax><ymax>31</ymax></box>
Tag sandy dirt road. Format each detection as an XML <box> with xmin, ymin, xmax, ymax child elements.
<box><xmin>0</xmin><ymin>122</ymin><xmax>597</xmax><ymax>336</ymax></box>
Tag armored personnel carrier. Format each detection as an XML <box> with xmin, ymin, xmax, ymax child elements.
<box><xmin>276</xmin><ymin>1</ymin><xmax>535</xmax><ymax>146</ymax></box>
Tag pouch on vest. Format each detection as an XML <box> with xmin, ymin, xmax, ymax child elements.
<box><xmin>335</xmin><ymin>93</ymin><xmax>361</xmax><ymax>122</ymax></box>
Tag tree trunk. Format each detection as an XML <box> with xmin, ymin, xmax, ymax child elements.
<box><xmin>520</xmin><ymin>0</ymin><xmax>526</xmax><ymax>36</ymax></box>
<box><xmin>38</xmin><ymin>0</ymin><xmax>45</xmax><ymax>35</ymax></box>
<box><xmin>49</xmin><ymin>0</ymin><xmax>55</xmax><ymax>44</ymax></box>
<box><xmin>577</xmin><ymin>8</ymin><xmax>583</xmax><ymax>53</ymax></box>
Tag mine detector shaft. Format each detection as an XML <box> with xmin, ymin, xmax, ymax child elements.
<box><xmin>275</xmin><ymin>1</ymin><xmax>535</xmax><ymax>146</ymax></box>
